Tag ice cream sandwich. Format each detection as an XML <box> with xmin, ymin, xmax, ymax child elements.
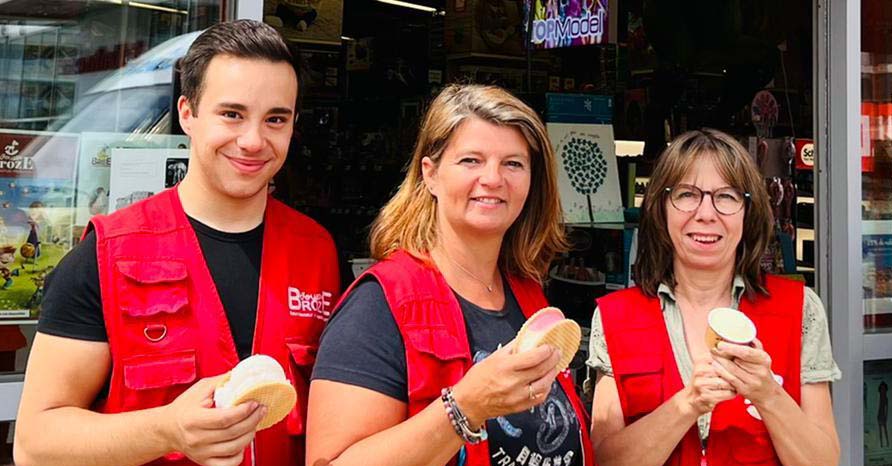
<box><xmin>213</xmin><ymin>354</ymin><xmax>296</xmax><ymax>431</ymax></box>
<box><xmin>515</xmin><ymin>307</ymin><xmax>581</xmax><ymax>372</ymax></box>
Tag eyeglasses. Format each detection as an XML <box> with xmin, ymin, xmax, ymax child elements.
<box><xmin>664</xmin><ymin>184</ymin><xmax>750</xmax><ymax>215</ymax></box>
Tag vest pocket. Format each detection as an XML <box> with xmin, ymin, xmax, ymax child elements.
<box><xmin>615</xmin><ymin>356</ymin><xmax>663</xmax><ymax>421</ymax></box>
<box><xmin>401</xmin><ymin>325</ymin><xmax>469</xmax><ymax>408</ymax></box>
<box><xmin>284</xmin><ymin>339</ymin><xmax>315</xmax><ymax>436</ymax></box>
<box><xmin>403</xmin><ymin>325</ymin><xmax>467</xmax><ymax>361</ymax></box>
<box><xmin>123</xmin><ymin>350</ymin><xmax>197</xmax><ymax>390</ymax></box>
<box><xmin>115</xmin><ymin>259</ymin><xmax>189</xmax><ymax>317</ymax></box>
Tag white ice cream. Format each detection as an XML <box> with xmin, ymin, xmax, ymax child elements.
<box><xmin>214</xmin><ymin>354</ymin><xmax>288</xmax><ymax>408</ymax></box>
<box><xmin>708</xmin><ymin>307</ymin><xmax>757</xmax><ymax>344</ymax></box>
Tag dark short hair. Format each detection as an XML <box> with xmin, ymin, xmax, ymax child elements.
<box><xmin>179</xmin><ymin>19</ymin><xmax>296</xmax><ymax>114</ymax></box>
<box><xmin>634</xmin><ymin>128</ymin><xmax>774</xmax><ymax>298</ymax></box>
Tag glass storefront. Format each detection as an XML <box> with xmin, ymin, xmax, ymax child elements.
<box><xmin>0</xmin><ymin>1</ymin><xmax>223</xmax><ymax>461</ymax></box>
<box><xmin>261</xmin><ymin>0</ymin><xmax>817</xmax><ymax>297</ymax></box>
<box><xmin>862</xmin><ymin>0</ymin><xmax>892</xmax><ymax>333</ymax></box>
<box><xmin>862</xmin><ymin>1</ymin><xmax>892</xmax><ymax>464</ymax></box>
<box><xmin>257</xmin><ymin>3</ymin><xmax>816</xmax><ymax>410</ymax></box>
<box><xmin>0</xmin><ymin>1</ymin><xmax>879</xmax><ymax>465</ymax></box>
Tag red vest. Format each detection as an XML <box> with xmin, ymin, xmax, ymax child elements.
<box><xmin>91</xmin><ymin>188</ymin><xmax>339</xmax><ymax>466</ymax></box>
<box><xmin>345</xmin><ymin>250</ymin><xmax>593</xmax><ymax>466</ymax></box>
<box><xmin>597</xmin><ymin>275</ymin><xmax>803</xmax><ymax>466</ymax></box>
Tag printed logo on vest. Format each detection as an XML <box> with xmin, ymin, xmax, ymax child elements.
<box><xmin>287</xmin><ymin>287</ymin><xmax>332</xmax><ymax>320</ymax></box>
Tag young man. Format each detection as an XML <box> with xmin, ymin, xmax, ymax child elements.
<box><xmin>14</xmin><ymin>20</ymin><xmax>339</xmax><ymax>466</ymax></box>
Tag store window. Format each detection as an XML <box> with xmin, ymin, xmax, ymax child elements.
<box><xmin>262</xmin><ymin>0</ymin><xmax>815</xmax><ymax>300</ymax></box>
<box><xmin>0</xmin><ymin>1</ymin><xmax>222</xmax><ymax>459</ymax></box>
<box><xmin>862</xmin><ymin>0</ymin><xmax>892</xmax><ymax>334</ymax></box>
<box><xmin>862</xmin><ymin>0</ymin><xmax>892</xmax><ymax>464</ymax></box>
<box><xmin>260</xmin><ymin>0</ymin><xmax>815</xmax><ymax>413</ymax></box>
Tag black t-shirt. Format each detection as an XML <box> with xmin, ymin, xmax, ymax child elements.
<box><xmin>313</xmin><ymin>280</ymin><xmax>582</xmax><ymax>466</ymax></box>
<box><xmin>37</xmin><ymin>217</ymin><xmax>263</xmax><ymax>360</ymax></box>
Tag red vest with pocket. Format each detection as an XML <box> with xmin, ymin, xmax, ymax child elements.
<box><xmin>597</xmin><ymin>275</ymin><xmax>803</xmax><ymax>466</ymax></box>
<box><xmin>342</xmin><ymin>249</ymin><xmax>594</xmax><ymax>466</ymax></box>
<box><xmin>90</xmin><ymin>187</ymin><xmax>339</xmax><ymax>466</ymax></box>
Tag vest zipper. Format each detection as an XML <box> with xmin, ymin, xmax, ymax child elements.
<box><xmin>700</xmin><ymin>437</ymin><xmax>708</xmax><ymax>466</ymax></box>
<box><xmin>248</xmin><ymin>214</ymin><xmax>262</xmax><ymax>466</ymax></box>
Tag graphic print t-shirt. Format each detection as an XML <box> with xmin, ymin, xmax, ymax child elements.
<box><xmin>313</xmin><ymin>280</ymin><xmax>582</xmax><ymax>466</ymax></box>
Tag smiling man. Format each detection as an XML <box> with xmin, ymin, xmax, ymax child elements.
<box><xmin>14</xmin><ymin>20</ymin><xmax>339</xmax><ymax>466</ymax></box>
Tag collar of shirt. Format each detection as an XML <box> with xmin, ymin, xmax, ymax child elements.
<box><xmin>656</xmin><ymin>275</ymin><xmax>747</xmax><ymax>312</ymax></box>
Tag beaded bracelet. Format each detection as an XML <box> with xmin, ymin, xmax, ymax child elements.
<box><xmin>441</xmin><ymin>387</ymin><xmax>488</xmax><ymax>444</ymax></box>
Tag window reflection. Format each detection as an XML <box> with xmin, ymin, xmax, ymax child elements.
<box><xmin>0</xmin><ymin>0</ymin><xmax>220</xmax><ymax>376</ymax></box>
<box><xmin>862</xmin><ymin>0</ymin><xmax>892</xmax><ymax>332</ymax></box>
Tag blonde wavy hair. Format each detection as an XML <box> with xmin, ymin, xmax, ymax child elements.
<box><xmin>370</xmin><ymin>84</ymin><xmax>568</xmax><ymax>282</ymax></box>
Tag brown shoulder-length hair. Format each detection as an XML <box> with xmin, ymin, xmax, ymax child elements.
<box><xmin>369</xmin><ymin>84</ymin><xmax>568</xmax><ymax>283</ymax></box>
<box><xmin>634</xmin><ymin>128</ymin><xmax>773</xmax><ymax>298</ymax></box>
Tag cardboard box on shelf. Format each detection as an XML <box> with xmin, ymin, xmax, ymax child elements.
<box><xmin>445</xmin><ymin>0</ymin><xmax>526</xmax><ymax>57</ymax></box>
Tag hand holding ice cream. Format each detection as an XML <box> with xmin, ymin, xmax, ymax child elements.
<box><xmin>214</xmin><ymin>354</ymin><xmax>296</xmax><ymax>431</ymax></box>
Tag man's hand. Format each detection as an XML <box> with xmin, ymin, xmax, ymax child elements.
<box><xmin>162</xmin><ymin>374</ymin><xmax>267</xmax><ymax>466</ymax></box>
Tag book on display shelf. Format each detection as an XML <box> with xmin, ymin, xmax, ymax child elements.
<box><xmin>864</xmin><ymin>223</ymin><xmax>892</xmax><ymax>331</ymax></box>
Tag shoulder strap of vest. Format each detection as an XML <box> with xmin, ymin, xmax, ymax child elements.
<box><xmin>743</xmin><ymin>275</ymin><xmax>804</xmax><ymax>315</ymax></box>
<box><xmin>89</xmin><ymin>188</ymin><xmax>181</xmax><ymax>241</ymax></box>
<box><xmin>265</xmin><ymin>196</ymin><xmax>333</xmax><ymax>241</ymax></box>
<box><xmin>597</xmin><ymin>286</ymin><xmax>663</xmax><ymax>332</ymax></box>
<box><xmin>363</xmin><ymin>250</ymin><xmax>456</xmax><ymax>313</ymax></box>
<box><xmin>738</xmin><ymin>274</ymin><xmax>804</xmax><ymax>404</ymax></box>
<box><xmin>596</xmin><ymin>286</ymin><xmax>664</xmax><ymax>373</ymax></box>
<box><xmin>507</xmin><ymin>275</ymin><xmax>548</xmax><ymax>318</ymax></box>
<box><xmin>264</xmin><ymin>196</ymin><xmax>289</xmax><ymax>231</ymax></box>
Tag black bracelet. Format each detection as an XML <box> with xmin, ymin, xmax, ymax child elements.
<box><xmin>441</xmin><ymin>387</ymin><xmax>488</xmax><ymax>444</ymax></box>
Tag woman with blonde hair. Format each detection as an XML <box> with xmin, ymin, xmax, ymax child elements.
<box><xmin>588</xmin><ymin>128</ymin><xmax>840</xmax><ymax>465</ymax></box>
<box><xmin>307</xmin><ymin>84</ymin><xmax>593</xmax><ymax>466</ymax></box>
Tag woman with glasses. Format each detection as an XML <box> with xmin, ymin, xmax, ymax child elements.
<box><xmin>587</xmin><ymin>129</ymin><xmax>840</xmax><ymax>466</ymax></box>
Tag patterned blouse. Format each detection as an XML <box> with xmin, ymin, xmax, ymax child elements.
<box><xmin>585</xmin><ymin>276</ymin><xmax>842</xmax><ymax>440</ymax></box>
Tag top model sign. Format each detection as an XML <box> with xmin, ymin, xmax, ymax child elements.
<box><xmin>530</xmin><ymin>0</ymin><xmax>608</xmax><ymax>49</ymax></box>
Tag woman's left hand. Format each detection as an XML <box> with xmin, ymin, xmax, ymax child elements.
<box><xmin>710</xmin><ymin>338</ymin><xmax>783</xmax><ymax>406</ymax></box>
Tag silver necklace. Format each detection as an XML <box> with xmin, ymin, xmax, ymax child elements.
<box><xmin>443</xmin><ymin>250</ymin><xmax>497</xmax><ymax>293</ymax></box>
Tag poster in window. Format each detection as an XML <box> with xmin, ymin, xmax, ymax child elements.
<box><xmin>74</xmin><ymin>133</ymin><xmax>188</xmax><ymax>238</ymax></box>
<box><xmin>866</xmin><ymin>360</ymin><xmax>892</xmax><ymax>465</ymax></box>
<box><xmin>527</xmin><ymin>0</ymin><xmax>608</xmax><ymax>50</ymax></box>
<box><xmin>546</xmin><ymin>94</ymin><xmax>622</xmax><ymax>225</ymax></box>
<box><xmin>108</xmin><ymin>147</ymin><xmax>189</xmax><ymax>215</ymax></box>
<box><xmin>548</xmin><ymin>123</ymin><xmax>623</xmax><ymax>224</ymax></box>
<box><xmin>864</xmin><ymin>226</ymin><xmax>892</xmax><ymax>330</ymax></box>
<box><xmin>0</xmin><ymin>130</ymin><xmax>78</xmax><ymax>319</ymax></box>
<box><xmin>265</xmin><ymin>0</ymin><xmax>344</xmax><ymax>46</ymax></box>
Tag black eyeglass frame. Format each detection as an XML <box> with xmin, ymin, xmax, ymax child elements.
<box><xmin>663</xmin><ymin>185</ymin><xmax>752</xmax><ymax>216</ymax></box>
